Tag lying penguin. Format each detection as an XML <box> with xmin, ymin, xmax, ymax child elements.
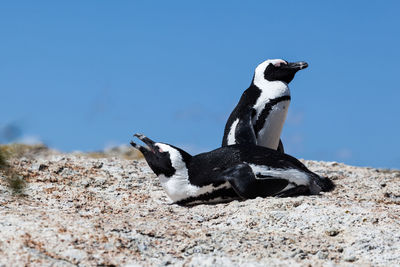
<box><xmin>222</xmin><ymin>59</ymin><xmax>308</xmax><ymax>153</ymax></box>
<box><xmin>130</xmin><ymin>133</ymin><xmax>334</xmax><ymax>205</ymax></box>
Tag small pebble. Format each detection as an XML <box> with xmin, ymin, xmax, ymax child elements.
<box><xmin>317</xmin><ymin>251</ymin><xmax>328</xmax><ymax>259</ymax></box>
<box><xmin>344</xmin><ymin>256</ymin><xmax>358</xmax><ymax>262</ymax></box>
<box><xmin>325</xmin><ymin>230</ymin><xmax>340</xmax><ymax>237</ymax></box>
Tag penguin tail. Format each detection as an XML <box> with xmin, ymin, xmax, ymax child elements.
<box><xmin>316</xmin><ymin>176</ymin><xmax>335</xmax><ymax>192</ymax></box>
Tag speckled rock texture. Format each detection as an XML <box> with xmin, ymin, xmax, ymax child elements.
<box><xmin>0</xmin><ymin>150</ymin><xmax>399</xmax><ymax>266</ymax></box>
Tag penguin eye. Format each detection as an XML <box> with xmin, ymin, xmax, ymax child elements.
<box><xmin>153</xmin><ymin>145</ymin><xmax>164</xmax><ymax>153</ymax></box>
<box><xmin>273</xmin><ymin>61</ymin><xmax>287</xmax><ymax>67</ymax></box>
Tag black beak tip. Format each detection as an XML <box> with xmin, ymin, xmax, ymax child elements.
<box><xmin>130</xmin><ymin>140</ymin><xmax>138</xmax><ymax>148</ymax></box>
<box><xmin>132</xmin><ymin>133</ymin><xmax>155</xmax><ymax>148</ymax></box>
<box><xmin>133</xmin><ymin>133</ymin><xmax>144</xmax><ymax>139</ymax></box>
<box><xmin>284</xmin><ymin>61</ymin><xmax>309</xmax><ymax>71</ymax></box>
<box><xmin>299</xmin><ymin>62</ymin><xmax>308</xmax><ymax>70</ymax></box>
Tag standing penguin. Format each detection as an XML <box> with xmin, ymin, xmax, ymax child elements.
<box><xmin>222</xmin><ymin>59</ymin><xmax>308</xmax><ymax>153</ymax></box>
<box><xmin>130</xmin><ymin>133</ymin><xmax>334</xmax><ymax>205</ymax></box>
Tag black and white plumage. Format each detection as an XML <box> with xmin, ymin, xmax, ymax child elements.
<box><xmin>130</xmin><ymin>134</ymin><xmax>334</xmax><ymax>205</ymax></box>
<box><xmin>222</xmin><ymin>59</ymin><xmax>308</xmax><ymax>153</ymax></box>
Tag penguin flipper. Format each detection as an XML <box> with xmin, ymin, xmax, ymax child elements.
<box><xmin>273</xmin><ymin>185</ymin><xmax>309</xmax><ymax>197</ymax></box>
<box><xmin>277</xmin><ymin>139</ymin><xmax>285</xmax><ymax>153</ymax></box>
<box><xmin>234</xmin><ymin>107</ymin><xmax>257</xmax><ymax>145</ymax></box>
<box><xmin>219</xmin><ymin>163</ymin><xmax>289</xmax><ymax>199</ymax></box>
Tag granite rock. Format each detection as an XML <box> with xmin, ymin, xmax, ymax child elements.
<box><xmin>0</xmin><ymin>150</ymin><xmax>399</xmax><ymax>266</ymax></box>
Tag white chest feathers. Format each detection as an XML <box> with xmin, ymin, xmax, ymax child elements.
<box><xmin>254</xmin><ymin>80</ymin><xmax>290</xmax><ymax>107</ymax></box>
<box><xmin>153</xmin><ymin>143</ymin><xmax>233</xmax><ymax>203</ymax></box>
<box><xmin>254</xmin><ymin>99</ymin><xmax>290</xmax><ymax>149</ymax></box>
<box><xmin>158</xmin><ymin>173</ymin><xmax>230</xmax><ymax>202</ymax></box>
<box><xmin>253</xmin><ymin>81</ymin><xmax>290</xmax><ymax>149</ymax></box>
<box><xmin>226</xmin><ymin>81</ymin><xmax>291</xmax><ymax>148</ymax></box>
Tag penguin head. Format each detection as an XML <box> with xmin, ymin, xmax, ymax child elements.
<box><xmin>130</xmin><ymin>133</ymin><xmax>192</xmax><ymax>177</ymax></box>
<box><xmin>254</xmin><ymin>59</ymin><xmax>308</xmax><ymax>85</ymax></box>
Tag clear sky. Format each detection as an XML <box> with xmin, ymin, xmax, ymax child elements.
<box><xmin>1</xmin><ymin>1</ymin><xmax>399</xmax><ymax>169</ymax></box>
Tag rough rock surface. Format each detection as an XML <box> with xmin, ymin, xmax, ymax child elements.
<box><xmin>0</xmin><ymin>150</ymin><xmax>399</xmax><ymax>266</ymax></box>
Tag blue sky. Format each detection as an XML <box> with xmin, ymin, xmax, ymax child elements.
<box><xmin>1</xmin><ymin>1</ymin><xmax>399</xmax><ymax>169</ymax></box>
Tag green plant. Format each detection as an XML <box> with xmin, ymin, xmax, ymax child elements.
<box><xmin>0</xmin><ymin>148</ymin><xmax>7</xmax><ymax>169</ymax></box>
<box><xmin>4</xmin><ymin>171</ymin><xmax>25</xmax><ymax>194</ymax></box>
<box><xmin>0</xmin><ymin>145</ymin><xmax>26</xmax><ymax>195</ymax></box>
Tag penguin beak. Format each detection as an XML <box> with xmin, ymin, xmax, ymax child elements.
<box><xmin>282</xmin><ymin>61</ymin><xmax>308</xmax><ymax>71</ymax></box>
<box><xmin>130</xmin><ymin>133</ymin><xmax>177</xmax><ymax>177</ymax></box>
<box><xmin>130</xmin><ymin>133</ymin><xmax>157</xmax><ymax>154</ymax></box>
<box><xmin>134</xmin><ymin>133</ymin><xmax>156</xmax><ymax>147</ymax></box>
